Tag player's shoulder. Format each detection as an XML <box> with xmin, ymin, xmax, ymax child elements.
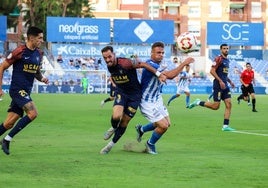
<box><xmin>117</xmin><ymin>57</ymin><xmax>133</xmax><ymax>69</ymax></box>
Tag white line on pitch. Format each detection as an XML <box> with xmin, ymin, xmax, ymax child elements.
<box><xmin>232</xmin><ymin>130</ymin><xmax>268</xmax><ymax>137</ymax></box>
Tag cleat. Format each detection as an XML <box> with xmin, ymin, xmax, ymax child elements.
<box><xmin>135</xmin><ymin>124</ymin><xmax>144</xmax><ymax>142</ymax></box>
<box><xmin>248</xmin><ymin>103</ymin><xmax>251</xmax><ymax>106</ymax></box>
<box><xmin>100</xmin><ymin>144</ymin><xmax>113</xmax><ymax>154</ymax></box>
<box><xmin>222</xmin><ymin>126</ymin><xmax>235</xmax><ymax>131</ymax></box>
<box><xmin>1</xmin><ymin>139</ymin><xmax>10</xmax><ymax>155</ymax></box>
<box><xmin>237</xmin><ymin>98</ymin><xmax>240</xmax><ymax>104</ymax></box>
<box><xmin>145</xmin><ymin>141</ymin><xmax>157</xmax><ymax>154</ymax></box>
<box><xmin>100</xmin><ymin>100</ymin><xmax>105</xmax><ymax>107</ymax></box>
<box><xmin>103</xmin><ymin>127</ymin><xmax>115</xmax><ymax>140</ymax></box>
<box><xmin>252</xmin><ymin>109</ymin><xmax>258</xmax><ymax>112</ymax></box>
<box><xmin>188</xmin><ymin>99</ymin><xmax>200</xmax><ymax>109</ymax></box>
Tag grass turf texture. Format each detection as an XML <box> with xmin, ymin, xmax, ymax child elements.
<box><xmin>0</xmin><ymin>94</ymin><xmax>267</xmax><ymax>188</ymax></box>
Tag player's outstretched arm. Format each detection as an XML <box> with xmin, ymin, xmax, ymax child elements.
<box><xmin>132</xmin><ymin>57</ymin><xmax>167</xmax><ymax>83</ymax></box>
<box><xmin>164</xmin><ymin>57</ymin><xmax>194</xmax><ymax>79</ymax></box>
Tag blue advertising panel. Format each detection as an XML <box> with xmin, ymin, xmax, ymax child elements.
<box><xmin>207</xmin><ymin>22</ymin><xmax>264</xmax><ymax>46</ymax></box>
<box><xmin>46</xmin><ymin>17</ymin><xmax>110</xmax><ymax>43</ymax></box>
<box><xmin>210</xmin><ymin>49</ymin><xmax>263</xmax><ymax>61</ymax></box>
<box><xmin>113</xmin><ymin>19</ymin><xmax>174</xmax><ymax>44</ymax></box>
<box><xmin>0</xmin><ymin>41</ymin><xmax>4</xmax><ymax>54</ymax></box>
<box><xmin>51</xmin><ymin>43</ymin><xmax>172</xmax><ymax>58</ymax></box>
<box><xmin>0</xmin><ymin>16</ymin><xmax>7</xmax><ymax>41</ymax></box>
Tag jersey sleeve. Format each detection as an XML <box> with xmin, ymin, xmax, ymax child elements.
<box><xmin>212</xmin><ymin>56</ymin><xmax>222</xmax><ymax>68</ymax></box>
<box><xmin>117</xmin><ymin>58</ymin><xmax>133</xmax><ymax>69</ymax></box>
<box><xmin>5</xmin><ymin>46</ymin><xmax>24</xmax><ymax>65</ymax></box>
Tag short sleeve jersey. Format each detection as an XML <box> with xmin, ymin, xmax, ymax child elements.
<box><xmin>178</xmin><ymin>71</ymin><xmax>190</xmax><ymax>88</ymax></box>
<box><xmin>240</xmin><ymin>69</ymin><xmax>254</xmax><ymax>85</ymax></box>
<box><xmin>6</xmin><ymin>45</ymin><xmax>43</xmax><ymax>93</ymax></box>
<box><xmin>212</xmin><ymin>55</ymin><xmax>230</xmax><ymax>87</ymax></box>
<box><xmin>140</xmin><ymin>59</ymin><xmax>163</xmax><ymax>103</ymax></box>
<box><xmin>108</xmin><ymin>57</ymin><xmax>141</xmax><ymax>98</ymax></box>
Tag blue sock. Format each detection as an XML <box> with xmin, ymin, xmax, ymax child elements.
<box><xmin>168</xmin><ymin>95</ymin><xmax>177</xmax><ymax>104</ymax></box>
<box><xmin>186</xmin><ymin>96</ymin><xmax>190</xmax><ymax>106</ymax></box>
<box><xmin>142</xmin><ymin>123</ymin><xmax>155</xmax><ymax>133</ymax></box>
<box><xmin>148</xmin><ymin>131</ymin><xmax>162</xmax><ymax>145</ymax></box>
<box><xmin>8</xmin><ymin>116</ymin><xmax>32</xmax><ymax>138</ymax></box>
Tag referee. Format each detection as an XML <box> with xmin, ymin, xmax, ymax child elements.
<box><xmin>237</xmin><ymin>62</ymin><xmax>258</xmax><ymax>112</ymax></box>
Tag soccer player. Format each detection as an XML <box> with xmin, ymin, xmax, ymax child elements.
<box><xmin>81</xmin><ymin>76</ymin><xmax>88</xmax><ymax>94</ymax></box>
<box><xmin>135</xmin><ymin>42</ymin><xmax>195</xmax><ymax>154</ymax></box>
<box><xmin>99</xmin><ymin>46</ymin><xmax>166</xmax><ymax>154</ymax></box>
<box><xmin>100</xmin><ymin>77</ymin><xmax>116</xmax><ymax>107</ymax></box>
<box><xmin>188</xmin><ymin>43</ymin><xmax>236</xmax><ymax>131</ymax></box>
<box><xmin>167</xmin><ymin>64</ymin><xmax>191</xmax><ymax>107</ymax></box>
<box><xmin>0</xmin><ymin>26</ymin><xmax>49</xmax><ymax>155</ymax></box>
<box><xmin>237</xmin><ymin>63</ymin><xmax>258</xmax><ymax>112</ymax></box>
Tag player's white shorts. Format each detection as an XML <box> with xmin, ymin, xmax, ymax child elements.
<box><xmin>176</xmin><ymin>86</ymin><xmax>190</xmax><ymax>94</ymax></box>
<box><xmin>140</xmin><ymin>97</ymin><xmax>169</xmax><ymax>123</ymax></box>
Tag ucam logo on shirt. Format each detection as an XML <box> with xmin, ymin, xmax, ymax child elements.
<box><xmin>46</xmin><ymin>17</ymin><xmax>110</xmax><ymax>43</ymax></box>
<box><xmin>207</xmin><ymin>22</ymin><xmax>264</xmax><ymax>46</ymax></box>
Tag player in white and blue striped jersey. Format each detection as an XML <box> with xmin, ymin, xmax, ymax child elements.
<box><xmin>167</xmin><ymin>64</ymin><xmax>191</xmax><ymax>107</ymax></box>
<box><xmin>135</xmin><ymin>42</ymin><xmax>195</xmax><ymax>154</ymax></box>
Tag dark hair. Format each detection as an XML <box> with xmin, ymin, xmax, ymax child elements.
<box><xmin>101</xmin><ymin>46</ymin><xmax>114</xmax><ymax>53</ymax></box>
<box><xmin>152</xmin><ymin>42</ymin><xmax>164</xmax><ymax>50</ymax></box>
<box><xmin>220</xmin><ymin>43</ymin><xmax>228</xmax><ymax>49</ymax></box>
<box><xmin>246</xmin><ymin>62</ymin><xmax>251</xmax><ymax>66</ymax></box>
<box><xmin>27</xmin><ymin>26</ymin><xmax>43</xmax><ymax>37</ymax></box>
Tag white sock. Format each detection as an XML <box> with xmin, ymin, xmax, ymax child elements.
<box><xmin>223</xmin><ymin>125</ymin><xmax>229</xmax><ymax>128</ymax></box>
<box><xmin>108</xmin><ymin>141</ymin><xmax>115</xmax><ymax>147</ymax></box>
<box><xmin>4</xmin><ymin>135</ymin><xmax>12</xmax><ymax>141</ymax></box>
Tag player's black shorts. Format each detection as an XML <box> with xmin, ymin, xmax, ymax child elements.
<box><xmin>241</xmin><ymin>83</ymin><xmax>255</xmax><ymax>97</ymax></box>
<box><xmin>8</xmin><ymin>89</ymin><xmax>32</xmax><ymax>117</ymax></box>
<box><xmin>113</xmin><ymin>91</ymin><xmax>141</xmax><ymax>118</ymax></box>
<box><xmin>110</xmin><ymin>84</ymin><xmax>116</xmax><ymax>97</ymax></box>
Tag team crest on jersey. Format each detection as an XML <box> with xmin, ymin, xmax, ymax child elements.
<box><xmin>7</xmin><ymin>53</ymin><xmax>12</xmax><ymax>59</ymax></box>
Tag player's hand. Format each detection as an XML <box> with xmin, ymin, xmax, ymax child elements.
<box><xmin>184</xmin><ymin>57</ymin><xmax>195</xmax><ymax>65</ymax></box>
<box><xmin>219</xmin><ymin>80</ymin><xmax>226</xmax><ymax>90</ymax></box>
<box><xmin>159</xmin><ymin>72</ymin><xmax>167</xmax><ymax>84</ymax></box>
<box><xmin>41</xmin><ymin>77</ymin><xmax>49</xmax><ymax>84</ymax></box>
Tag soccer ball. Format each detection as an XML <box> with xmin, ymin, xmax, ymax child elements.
<box><xmin>176</xmin><ymin>32</ymin><xmax>197</xmax><ymax>53</ymax></box>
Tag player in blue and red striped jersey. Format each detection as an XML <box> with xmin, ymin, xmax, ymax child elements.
<box><xmin>99</xmin><ymin>46</ymin><xmax>166</xmax><ymax>154</ymax></box>
<box><xmin>188</xmin><ymin>43</ymin><xmax>236</xmax><ymax>131</ymax></box>
<box><xmin>0</xmin><ymin>26</ymin><xmax>49</xmax><ymax>155</ymax></box>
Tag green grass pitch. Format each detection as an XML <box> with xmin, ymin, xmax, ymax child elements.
<box><xmin>0</xmin><ymin>94</ymin><xmax>267</xmax><ymax>188</ymax></box>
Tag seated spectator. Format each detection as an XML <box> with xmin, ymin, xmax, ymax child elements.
<box><xmin>57</xmin><ymin>54</ymin><xmax>63</xmax><ymax>63</ymax></box>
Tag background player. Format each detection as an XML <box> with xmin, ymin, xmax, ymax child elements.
<box><xmin>0</xmin><ymin>26</ymin><xmax>49</xmax><ymax>155</ymax></box>
<box><xmin>167</xmin><ymin>64</ymin><xmax>191</xmax><ymax>107</ymax></box>
<box><xmin>188</xmin><ymin>44</ymin><xmax>235</xmax><ymax>132</ymax></box>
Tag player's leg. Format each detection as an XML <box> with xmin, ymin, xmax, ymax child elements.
<box><xmin>103</xmin><ymin>104</ymin><xmax>123</xmax><ymax>140</ymax></box>
<box><xmin>101</xmin><ymin>96</ymin><xmax>139</xmax><ymax>154</ymax></box>
<box><xmin>2</xmin><ymin>93</ymin><xmax>36</xmax><ymax>155</ymax></box>
<box><xmin>184</xmin><ymin>89</ymin><xmax>190</xmax><ymax>107</ymax></box>
<box><xmin>249</xmin><ymin>85</ymin><xmax>257</xmax><ymax>112</ymax></box>
<box><xmin>167</xmin><ymin>93</ymin><xmax>180</xmax><ymax>106</ymax></box>
<box><xmin>221</xmin><ymin>90</ymin><xmax>235</xmax><ymax>131</ymax></box>
<box><xmin>141</xmin><ymin>98</ymin><xmax>169</xmax><ymax>154</ymax></box>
